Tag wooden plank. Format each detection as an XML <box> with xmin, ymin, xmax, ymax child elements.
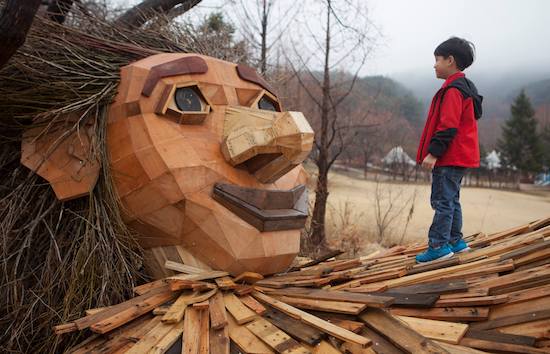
<box><xmin>162</xmin><ymin>291</ymin><xmax>197</xmax><ymax>323</ymax></box>
<box><xmin>395</xmin><ymin>315</ymin><xmax>468</xmax><ymax>344</ymax></box>
<box><xmin>474</xmin><ymin>265</ymin><xmax>550</xmax><ymax>295</ymax></box>
<box><xmin>210</xmin><ymin>291</ymin><xmax>229</xmax><ymax>329</ymax></box>
<box><xmin>439</xmin><ymin>288</ymin><xmax>490</xmax><ymax>300</ymax></box>
<box><xmin>210</xmin><ymin>322</ymin><xmax>230</xmax><ymax>354</ymax></box>
<box><xmin>133</xmin><ymin>279</ymin><xmax>168</xmax><ymax>295</ymax></box>
<box><xmin>199</xmin><ymin>307</ymin><xmax>210</xmax><ymax>354</ymax></box>
<box><xmin>149</xmin><ymin>325</ymin><xmax>184</xmax><ymax>354</ymax></box>
<box><xmin>161</xmin><ymin>288</ymin><xmax>216</xmax><ymax>323</ymax></box>
<box><xmin>183</xmin><ymin>307</ymin><xmax>207</xmax><ymax>354</ymax></box>
<box><xmin>71</xmin><ymin>286</ymin><xmax>173</xmax><ymax>331</ymax></box>
<box><xmin>89</xmin><ymin>290</ymin><xmax>176</xmax><ymax>334</ymax></box>
<box><xmin>263</xmin><ymin>307</ymin><xmax>324</xmax><ymax>346</ymax></box>
<box><xmin>252</xmin><ymin>291</ymin><xmax>371</xmax><ymax>348</ymax></box>
<box><xmin>226</xmin><ymin>308</ymin><xmax>274</xmax><ymax>354</ymax></box>
<box><xmin>272</xmin><ymin>295</ymin><xmax>367</xmax><ymax>315</ymax></box>
<box><xmin>388</xmin><ymin>280</ymin><xmax>468</xmax><ymax>295</ymax></box>
<box><xmin>498</xmin><ymin>318</ymin><xmax>550</xmax><ymax>338</ymax></box>
<box><xmin>434</xmin><ymin>341</ymin><xmax>491</xmax><ymax>354</ymax></box>
<box><xmin>359</xmin><ymin>308</ymin><xmax>450</xmax><ymax>354</ymax></box>
<box><xmin>262</xmin><ymin>287</ymin><xmax>393</xmax><ymax>308</ymax></box>
<box><xmin>470</xmin><ymin>309</ymin><xmax>550</xmax><ymax>331</ymax></box>
<box><xmin>234</xmin><ymin>271</ymin><xmax>264</xmax><ymax>284</ymax></box>
<box><xmin>164</xmin><ymin>260</ymin><xmax>205</xmax><ymax>274</ymax></box>
<box><xmin>70</xmin><ymin>315</ymin><xmax>156</xmax><ymax>354</ymax></box>
<box><xmin>382</xmin><ymin>257</ymin><xmax>498</xmax><ymax>289</ymax></box>
<box><xmin>489</xmin><ymin>290</ymin><xmax>550</xmax><ymax>321</ymax></box>
<box><xmin>376</xmin><ymin>292</ymin><xmax>439</xmax><ymax>308</ymax></box>
<box><xmin>309</xmin><ymin>340</ymin><xmax>342</xmax><ymax>354</ymax></box>
<box><xmin>224</xmin><ymin>292</ymin><xmax>257</xmax><ymax>325</ymax></box>
<box><xmin>125</xmin><ymin>321</ymin><xmax>176</xmax><ymax>354</ymax></box>
<box><xmin>405</xmin><ymin>258</ymin><xmax>461</xmax><ymax>276</ymax></box>
<box><xmin>239</xmin><ymin>294</ymin><xmax>267</xmax><ymax>315</ymax></box>
<box><xmin>465</xmin><ymin>329</ymin><xmax>537</xmax><ymax>347</ymax></box>
<box><xmin>291</xmin><ymin>250</ymin><xmax>344</xmax><ymax>270</ymax></box>
<box><xmin>459</xmin><ymin>337</ymin><xmax>549</xmax><ymax>354</ymax></box>
<box><xmin>193</xmin><ymin>300</ymin><xmax>210</xmax><ymax>310</ymax></box>
<box><xmin>434</xmin><ymin>295</ymin><xmax>509</xmax><ymax>307</ymax></box>
<box><xmin>358</xmin><ymin>327</ymin><xmax>405</xmax><ymax>354</ymax></box>
<box><xmin>168</xmin><ymin>270</ymin><xmax>229</xmax><ymax>282</ymax></box>
<box><xmin>216</xmin><ymin>276</ymin><xmax>238</xmax><ymax>290</ymax></box>
<box><xmin>389</xmin><ymin>307</ymin><xmax>490</xmax><ymax>322</ymax></box>
<box><xmin>183</xmin><ymin>306</ymin><xmax>200</xmax><ymax>354</ymax></box>
<box><xmin>246</xmin><ymin>317</ymin><xmax>311</xmax><ymax>354</ymax></box>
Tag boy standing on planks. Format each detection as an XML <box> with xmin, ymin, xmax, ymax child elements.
<box><xmin>415</xmin><ymin>37</ymin><xmax>483</xmax><ymax>263</ymax></box>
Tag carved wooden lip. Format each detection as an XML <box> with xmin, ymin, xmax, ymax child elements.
<box><xmin>212</xmin><ymin>183</ymin><xmax>308</xmax><ymax>232</ymax></box>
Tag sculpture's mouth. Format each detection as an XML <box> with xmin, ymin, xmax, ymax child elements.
<box><xmin>212</xmin><ymin>183</ymin><xmax>308</xmax><ymax>232</ymax></box>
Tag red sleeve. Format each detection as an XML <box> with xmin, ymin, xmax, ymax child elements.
<box><xmin>427</xmin><ymin>88</ymin><xmax>463</xmax><ymax>157</ymax></box>
<box><xmin>435</xmin><ymin>88</ymin><xmax>463</xmax><ymax>132</ymax></box>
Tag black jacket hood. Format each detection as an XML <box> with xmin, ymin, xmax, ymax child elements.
<box><xmin>447</xmin><ymin>77</ymin><xmax>483</xmax><ymax>120</ymax></box>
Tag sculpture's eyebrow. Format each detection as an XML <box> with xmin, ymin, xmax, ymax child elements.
<box><xmin>141</xmin><ymin>56</ymin><xmax>208</xmax><ymax>97</ymax></box>
<box><xmin>236</xmin><ymin>64</ymin><xmax>277</xmax><ymax>96</ymax></box>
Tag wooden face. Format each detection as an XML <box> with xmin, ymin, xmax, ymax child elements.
<box><xmin>106</xmin><ymin>54</ymin><xmax>313</xmax><ymax>275</ymax></box>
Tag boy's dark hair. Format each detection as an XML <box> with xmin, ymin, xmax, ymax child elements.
<box><xmin>434</xmin><ymin>37</ymin><xmax>475</xmax><ymax>71</ymax></box>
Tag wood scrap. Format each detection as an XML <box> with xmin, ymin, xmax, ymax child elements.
<box><xmin>58</xmin><ymin>216</ymin><xmax>550</xmax><ymax>354</ymax></box>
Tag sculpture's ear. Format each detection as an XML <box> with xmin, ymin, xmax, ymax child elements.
<box><xmin>20</xmin><ymin>119</ymin><xmax>100</xmax><ymax>201</ymax></box>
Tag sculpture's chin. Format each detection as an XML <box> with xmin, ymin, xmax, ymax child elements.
<box><xmin>130</xmin><ymin>190</ymin><xmax>302</xmax><ymax>278</ymax></box>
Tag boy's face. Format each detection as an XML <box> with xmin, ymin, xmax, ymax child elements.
<box><xmin>433</xmin><ymin>55</ymin><xmax>456</xmax><ymax>79</ymax></box>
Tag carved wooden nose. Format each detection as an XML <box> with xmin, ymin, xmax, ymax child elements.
<box><xmin>221</xmin><ymin>106</ymin><xmax>314</xmax><ymax>183</ymax></box>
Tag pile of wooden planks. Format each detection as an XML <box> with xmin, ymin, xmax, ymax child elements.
<box><xmin>59</xmin><ymin>216</ymin><xmax>550</xmax><ymax>353</ymax></box>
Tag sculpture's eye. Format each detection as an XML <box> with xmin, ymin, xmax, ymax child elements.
<box><xmin>155</xmin><ymin>84</ymin><xmax>211</xmax><ymax>124</ymax></box>
<box><xmin>175</xmin><ymin>87</ymin><xmax>203</xmax><ymax>112</ymax></box>
<box><xmin>258</xmin><ymin>95</ymin><xmax>278</xmax><ymax>112</ymax></box>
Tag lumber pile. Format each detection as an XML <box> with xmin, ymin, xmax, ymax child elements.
<box><xmin>58</xmin><ymin>216</ymin><xmax>550</xmax><ymax>353</ymax></box>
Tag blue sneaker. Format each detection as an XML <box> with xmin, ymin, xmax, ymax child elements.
<box><xmin>415</xmin><ymin>245</ymin><xmax>454</xmax><ymax>263</ymax></box>
<box><xmin>449</xmin><ymin>239</ymin><xmax>471</xmax><ymax>253</ymax></box>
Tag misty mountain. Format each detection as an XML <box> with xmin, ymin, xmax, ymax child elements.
<box><xmin>390</xmin><ymin>65</ymin><xmax>550</xmax><ymax>121</ymax></box>
<box><xmin>354</xmin><ymin>75</ymin><xmax>424</xmax><ymax>124</ymax></box>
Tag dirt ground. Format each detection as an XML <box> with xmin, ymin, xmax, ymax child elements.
<box><xmin>320</xmin><ymin>169</ymin><xmax>550</xmax><ymax>248</ymax></box>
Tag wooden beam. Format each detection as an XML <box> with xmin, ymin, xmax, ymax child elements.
<box><xmin>359</xmin><ymin>308</ymin><xmax>450</xmax><ymax>353</ymax></box>
<box><xmin>252</xmin><ymin>291</ymin><xmax>371</xmax><ymax>348</ymax></box>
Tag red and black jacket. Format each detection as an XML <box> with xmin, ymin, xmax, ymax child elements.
<box><xmin>416</xmin><ymin>72</ymin><xmax>483</xmax><ymax>168</ymax></box>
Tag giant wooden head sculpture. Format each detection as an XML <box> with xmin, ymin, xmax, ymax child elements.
<box><xmin>21</xmin><ymin>53</ymin><xmax>314</xmax><ymax>277</ymax></box>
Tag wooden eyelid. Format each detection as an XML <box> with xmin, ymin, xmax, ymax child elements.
<box><xmin>155</xmin><ymin>82</ymin><xmax>212</xmax><ymax>124</ymax></box>
<box><xmin>249</xmin><ymin>90</ymin><xmax>283</xmax><ymax>111</ymax></box>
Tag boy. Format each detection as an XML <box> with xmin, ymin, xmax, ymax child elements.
<box><xmin>415</xmin><ymin>37</ymin><xmax>483</xmax><ymax>263</ymax></box>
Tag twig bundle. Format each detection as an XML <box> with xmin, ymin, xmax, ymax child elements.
<box><xmin>0</xmin><ymin>9</ymin><xmax>193</xmax><ymax>353</ymax></box>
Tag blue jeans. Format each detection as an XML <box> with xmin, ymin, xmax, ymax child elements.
<box><xmin>428</xmin><ymin>166</ymin><xmax>466</xmax><ymax>248</ymax></box>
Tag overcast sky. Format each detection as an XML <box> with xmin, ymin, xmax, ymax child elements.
<box><xmin>118</xmin><ymin>0</ymin><xmax>550</xmax><ymax>78</ymax></box>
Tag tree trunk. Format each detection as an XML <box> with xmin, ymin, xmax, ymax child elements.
<box><xmin>310</xmin><ymin>0</ymin><xmax>331</xmax><ymax>249</ymax></box>
<box><xmin>259</xmin><ymin>0</ymin><xmax>268</xmax><ymax>74</ymax></box>
<box><xmin>47</xmin><ymin>0</ymin><xmax>73</xmax><ymax>24</ymax></box>
<box><xmin>0</xmin><ymin>0</ymin><xmax>42</xmax><ymax>69</ymax></box>
<box><xmin>115</xmin><ymin>0</ymin><xmax>201</xmax><ymax>28</ymax></box>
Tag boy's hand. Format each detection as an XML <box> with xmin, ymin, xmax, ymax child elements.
<box><xmin>422</xmin><ymin>153</ymin><xmax>437</xmax><ymax>170</ymax></box>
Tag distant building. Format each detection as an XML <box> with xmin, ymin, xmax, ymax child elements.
<box><xmin>382</xmin><ymin>146</ymin><xmax>415</xmax><ymax>166</ymax></box>
<box><xmin>485</xmin><ymin>150</ymin><xmax>501</xmax><ymax>170</ymax></box>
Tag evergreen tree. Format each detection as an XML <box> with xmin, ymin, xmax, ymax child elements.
<box><xmin>541</xmin><ymin>124</ymin><xmax>550</xmax><ymax>170</ymax></box>
<box><xmin>497</xmin><ymin>90</ymin><xmax>543</xmax><ymax>173</ymax></box>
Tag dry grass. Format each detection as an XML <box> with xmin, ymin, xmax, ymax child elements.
<box><xmin>322</xmin><ymin>168</ymin><xmax>550</xmax><ymax>254</ymax></box>
<box><xmin>0</xmin><ymin>8</ymin><xmax>215</xmax><ymax>353</ymax></box>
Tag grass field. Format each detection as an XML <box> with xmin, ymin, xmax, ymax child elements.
<box><xmin>317</xmin><ymin>168</ymin><xmax>550</xmax><ymax>254</ymax></box>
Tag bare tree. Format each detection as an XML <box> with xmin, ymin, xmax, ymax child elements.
<box><xmin>232</xmin><ymin>0</ymin><xmax>297</xmax><ymax>74</ymax></box>
<box><xmin>0</xmin><ymin>0</ymin><xmax>42</xmax><ymax>68</ymax></box>
<box><xmin>285</xmin><ymin>0</ymin><xmax>378</xmax><ymax>250</ymax></box>
<box><xmin>115</xmin><ymin>0</ymin><xmax>202</xmax><ymax>28</ymax></box>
